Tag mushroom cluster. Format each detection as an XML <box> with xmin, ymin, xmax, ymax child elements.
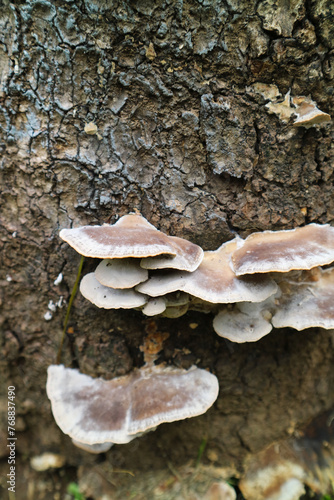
<box><xmin>49</xmin><ymin>216</ymin><xmax>334</xmax><ymax>452</ymax></box>
<box><xmin>61</xmin><ymin>216</ymin><xmax>334</xmax><ymax>343</ymax></box>
<box><xmin>60</xmin><ymin>214</ymin><xmax>204</xmax><ymax>316</ymax></box>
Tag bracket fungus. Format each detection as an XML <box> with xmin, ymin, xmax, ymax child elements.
<box><xmin>272</xmin><ymin>267</ymin><xmax>334</xmax><ymax>331</ymax></box>
<box><xmin>46</xmin><ymin>363</ymin><xmax>219</xmax><ymax>448</ymax></box>
<box><xmin>232</xmin><ymin>224</ymin><xmax>334</xmax><ymax>276</ymax></box>
<box><xmin>291</xmin><ymin>96</ymin><xmax>331</xmax><ymax>127</ymax></box>
<box><xmin>60</xmin><ymin>214</ymin><xmax>203</xmax><ymax>271</ymax></box>
<box><xmin>80</xmin><ymin>272</ymin><xmax>147</xmax><ymax>309</ymax></box>
<box><xmin>213</xmin><ymin>296</ymin><xmax>277</xmax><ymax>343</ymax></box>
<box><xmin>95</xmin><ymin>258</ymin><xmax>148</xmax><ymax>289</ymax></box>
<box><xmin>139</xmin><ymin>234</ymin><xmax>204</xmax><ymax>272</ymax></box>
<box><xmin>60</xmin><ymin>216</ymin><xmax>334</xmax><ymax>342</ymax></box>
<box><xmin>213</xmin><ymin>265</ymin><xmax>334</xmax><ymax>341</ymax></box>
<box><xmin>137</xmin><ymin>239</ymin><xmax>277</xmax><ymax>304</ymax></box>
<box><xmin>265</xmin><ymin>90</ymin><xmax>331</xmax><ymax>127</ymax></box>
<box><xmin>60</xmin><ymin>214</ymin><xmax>176</xmax><ymax>259</ymax></box>
<box><xmin>141</xmin><ymin>297</ymin><xmax>167</xmax><ymax>317</ymax></box>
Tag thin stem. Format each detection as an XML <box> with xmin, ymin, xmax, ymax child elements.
<box><xmin>195</xmin><ymin>436</ymin><xmax>207</xmax><ymax>468</ymax></box>
<box><xmin>56</xmin><ymin>256</ymin><xmax>84</xmax><ymax>365</ymax></box>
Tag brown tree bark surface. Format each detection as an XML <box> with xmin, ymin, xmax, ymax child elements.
<box><xmin>0</xmin><ymin>0</ymin><xmax>334</xmax><ymax>498</ymax></box>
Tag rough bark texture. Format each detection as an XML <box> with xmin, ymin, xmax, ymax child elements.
<box><xmin>0</xmin><ymin>0</ymin><xmax>334</xmax><ymax>498</ymax></box>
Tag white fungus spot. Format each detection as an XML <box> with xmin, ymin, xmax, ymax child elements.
<box><xmin>54</xmin><ymin>273</ymin><xmax>63</xmax><ymax>286</ymax></box>
<box><xmin>44</xmin><ymin>311</ymin><xmax>53</xmax><ymax>321</ymax></box>
<box><xmin>57</xmin><ymin>296</ymin><xmax>64</xmax><ymax>308</ymax></box>
<box><xmin>48</xmin><ymin>300</ymin><xmax>57</xmax><ymax>312</ymax></box>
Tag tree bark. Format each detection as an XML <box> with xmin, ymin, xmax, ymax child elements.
<box><xmin>1</xmin><ymin>0</ymin><xmax>334</xmax><ymax>498</ymax></box>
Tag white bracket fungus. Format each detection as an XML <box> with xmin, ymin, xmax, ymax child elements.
<box><xmin>265</xmin><ymin>90</ymin><xmax>331</xmax><ymax>127</ymax></box>
<box><xmin>272</xmin><ymin>267</ymin><xmax>334</xmax><ymax>330</ymax></box>
<box><xmin>137</xmin><ymin>239</ymin><xmax>277</xmax><ymax>304</ymax></box>
<box><xmin>231</xmin><ymin>224</ymin><xmax>334</xmax><ymax>276</ymax></box>
<box><xmin>46</xmin><ymin>363</ymin><xmax>219</xmax><ymax>448</ymax></box>
<box><xmin>80</xmin><ymin>272</ymin><xmax>147</xmax><ymax>309</ymax></box>
<box><xmin>139</xmin><ymin>234</ymin><xmax>204</xmax><ymax>272</ymax></box>
<box><xmin>213</xmin><ymin>265</ymin><xmax>334</xmax><ymax>342</ymax></box>
<box><xmin>60</xmin><ymin>216</ymin><xmax>334</xmax><ymax>342</ymax></box>
<box><xmin>213</xmin><ymin>296</ymin><xmax>277</xmax><ymax>343</ymax></box>
<box><xmin>95</xmin><ymin>258</ymin><xmax>148</xmax><ymax>289</ymax></box>
<box><xmin>60</xmin><ymin>214</ymin><xmax>203</xmax><ymax>271</ymax></box>
<box><xmin>291</xmin><ymin>96</ymin><xmax>331</xmax><ymax>127</ymax></box>
<box><xmin>142</xmin><ymin>297</ymin><xmax>167</xmax><ymax>316</ymax></box>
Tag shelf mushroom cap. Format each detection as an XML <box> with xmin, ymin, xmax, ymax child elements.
<box><xmin>59</xmin><ymin>214</ymin><xmax>177</xmax><ymax>259</ymax></box>
<box><xmin>46</xmin><ymin>364</ymin><xmax>219</xmax><ymax>446</ymax></box>
<box><xmin>292</xmin><ymin>96</ymin><xmax>331</xmax><ymax>127</ymax></box>
<box><xmin>80</xmin><ymin>272</ymin><xmax>147</xmax><ymax>309</ymax></box>
<box><xmin>142</xmin><ymin>297</ymin><xmax>167</xmax><ymax>316</ymax></box>
<box><xmin>213</xmin><ymin>297</ymin><xmax>277</xmax><ymax>343</ymax></box>
<box><xmin>272</xmin><ymin>267</ymin><xmax>334</xmax><ymax>331</ymax></box>
<box><xmin>60</xmin><ymin>214</ymin><xmax>203</xmax><ymax>272</ymax></box>
<box><xmin>140</xmin><ymin>235</ymin><xmax>204</xmax><ymax>272</ymax></box>
<box><xmin>232</xmin><ymin>224</ymin><xmax>334</xmax><ymax>276</ymax></box>
<box><xmin>95</xmin><ymin>258</ymin><xmax>148</xmax><ymax>289</ymax></box>
<box><xmin>137</xmin><ymin>239</ymin><xmax>277</xmax><ymax>304</ymax></box>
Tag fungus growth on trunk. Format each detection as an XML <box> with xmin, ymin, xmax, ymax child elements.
<box><xmin>59</xmin><ymin>216</ymin><xmax>334</xmax><ymax>343</ymax></box>
<box><xmin>47</xmin><ymin>332</ymin><xmax>219</xmax><ymax>452</ymax></box>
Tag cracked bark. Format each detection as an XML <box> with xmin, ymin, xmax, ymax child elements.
<box><xmin>0</xmin><ymin>0</ymin><xmax>334</xmax><ymax>497</ymax></box>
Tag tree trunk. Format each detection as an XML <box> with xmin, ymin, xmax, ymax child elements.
<box><xmin>1</xmin><ymin>0</ymin><xmax>334</xmax><ymax>498</ymax></box>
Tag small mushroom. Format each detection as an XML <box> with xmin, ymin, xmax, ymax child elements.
<box><xmin>213</xmin><ymin>295</ymin><xmax>278</xmax><ymax>343</ymax></box>
<box><xmin>162</xmin><ymin>292</ymin><xmax>190</xmax><ymax>318</ymax></box>
<box><xmin>163</xmin><ymin>303</ymin><xmax>189</xmax><ymax>318</ymax></box>
<box><xmin>272</xmin><ymin>267</ymin><xmax>334</xmax><ymax>330</ymax></box>
<box><xmin>292</xmin><ymin>96</ymin><xmax>331</xmax><ymax>127</ymax></box>
<box><xmin>141</xmin><ymin>292</ymin><xmax>190</xmax><ymax>319</ymax></box>
<box><xmin>137</xmin><ymin>239</ymin><xmax>277</xmax><ymax>304</ymax></box>
<box><xmin>95</xmin><ymin>258</ymin><xmax>148</xmax><ymax>289</ymax></box>
<box><xmin>165</xmin><ymin>291</ymin><xmax>190</xmax><ymax>308</ymax></box>
<box><xmin>46</xmin><ymin>363</ymin><xmax>219</xmax><ymax>447</ymax></box>
<box><xmin>80</xmin><ymin>272</ymin><xmax>147</xmax><ymax>309</ymax></box>
<box><xmin>142</xmin><ymin>297</ymin><xmax>167</xmax><ymax>316</ymax></box>
<box><xmin>232</xmin><ymin>224</ymin><xmax>334</xmax><ymax>276</ymax></box>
